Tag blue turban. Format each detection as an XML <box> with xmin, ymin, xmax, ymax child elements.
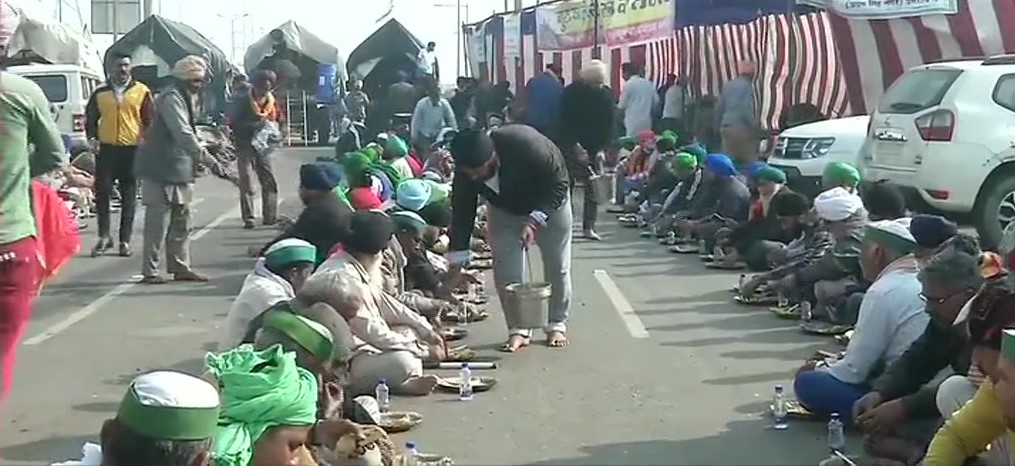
<box><xmin>300</xmin><ymin>163</ymin><xmax>342</xmax><ymax>191</ymax></box>
<box><xmin>704</xmin><ymin>154</ymin><xmax>737</xmax><ymax>177</ymax></box>
<box><xmin>396</xmin><ymin>179</ymin><xmax>433</xmax><ymax>212</ymax></box>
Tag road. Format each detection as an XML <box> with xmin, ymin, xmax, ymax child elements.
<box><xmin>1</xmin><ymin>147</ymin><xmax>849</xmax><ymax>465</ymax></box>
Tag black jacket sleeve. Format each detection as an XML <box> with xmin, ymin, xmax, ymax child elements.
<box><xmin>448</xmin><ymin>172</ymin><xmax>479</xmax><ymax>255</ymax></box>
<box><xmin>84</xmin><ymin>89</ymin><xmax>101</xmax><ymax>140</ymax></box>
<box><xmin>871</xmin><ymin>323</ymin><xmax>958</xmax><ymax>416</ymax></box>
<box><xmin>530</xmin><ymin>143</ymin><xmax>570</xmax><ymax>216</ymax></box>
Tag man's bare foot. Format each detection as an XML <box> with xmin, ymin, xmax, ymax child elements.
<box><xmin>582</xmin><ymin>229</ymin><xmax>602</xmax><ymax>241</ymax></box>
<box><xmin>397</xmin><ymin>375</ymin><xmax>440</xmax><ymax>396</ymax></box>
<box><xmin>498</xmin><ymin>334</ymin><xmax>530</xmax><ymax>353</ymax></box>
<box><xmin>547</xmin><ymin>331</ymin><xmax>569</xmax><ymax>348</ymax></box>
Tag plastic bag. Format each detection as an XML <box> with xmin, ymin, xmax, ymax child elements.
<box><xmin>32</xmin><ymin>180</ymin><xmax>81</xmax><ymax>287</ymax></box>
<box><xmin>252</xmin><ymin>120</ymin><xmax>283</xmax><ymax>157</ymax></box>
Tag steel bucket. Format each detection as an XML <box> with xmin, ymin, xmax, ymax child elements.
<box><xmin>504</xmin><ymin>282</ymin><xmax>552</xmax><ymax>329</ymax></box>
<box><xmin>589</xmin><ymin>172</ymin><xmax>614</xmax><ymax>205</ymax></box>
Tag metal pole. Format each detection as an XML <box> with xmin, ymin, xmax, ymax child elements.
<box><xmin>56</xmin><ymin>0</ymin><xmax>62</xmax><ymax>22</ymax></box>
<box><xmin>591</xmin><ymin>0</ymin><xmax>601</xmax><ymax>59</ymax></box>
<box><xmin>503</xmin><ymin>0</ymin><xmax>509</xmax><ymax>12</ymax></box>
<box><xmin>112</xmin><ymin>0</ymin><xmax>120</xmax><ymax>41</ymax></box>
<box><xmin>142</xmin><ymin>0</ymin><xmax>153</xmax><ymax>17</ymax></box>
<box><xmin>456</xmin><ymin>0</ymin><xmax>462</xmax><ymax>77</ymax></box>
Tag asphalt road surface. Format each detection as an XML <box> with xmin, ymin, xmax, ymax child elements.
<box><xmin>1</xmin><ymin>147</ymin><xmax>851</xmax><ymax>465</ymax></box>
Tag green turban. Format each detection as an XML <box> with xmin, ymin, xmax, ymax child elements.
<box><xmin>617</xmin><ymin>136</ymin><xmax>636</xmax><ymax>151</ymax></box>
<box><xmin>657</xmin><ymin>135</ymin><xmax>678</xmax><ymax>153</ymax></box>
<box><xmin>343</xmin><ymin>151</ymin><xmax>371</xmax><ymax>182</ymax></box>
<box><xmin>384</xmin><ymin>136</ymin><xmax>409</xmax><ymax>159</ymax></box>
<box><xmin>671</xmin><ymin>152</ymin><xmax>697</xmax><ymax>174</ymax></box>
<box><xmin>661</xmin><ymin>130</ymin><xmax>679</xmax><ymax>143</ymax></box>
<box><xmin>681</xmin><ymin>143</ymin><xmax>707</xmax><ymax>165</ymax></box>
<box><xmin>823</xmin><ymin>161</ymin><xmax>861</xmax><ymax>188</ymax></box>
<box><xmin>362</xmin><ymin>144</ymin><xmax>383</xmax><ymax>163</ymax></box>
<box><xmin>756</xmin><ymin>165</ymin><xmax>787</xmax><ymax>184</ymax></box>
<box><xmin>207</xmin><ymin>344</ymin><xmax>318</xmax><ymax>466</ymax></box>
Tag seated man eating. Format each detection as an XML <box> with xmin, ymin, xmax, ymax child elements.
<box><xmin>714</xmin><ymin>166</ymin><xmax>800</xmax><ymax>270</ymax></box>
<box><xmin>264</xmin><ymin>163</ymin><xmax>351</xmax><ymax>265</ymax></box>
<box><xmin>674</xmin><ymin>153</ymin><xmax>751</xmax><ymax>252</ymax></box>
<box><xmin>793</xmin><ymin>218</ymin><xmax>927</xmax><ymax>419</ymax></box>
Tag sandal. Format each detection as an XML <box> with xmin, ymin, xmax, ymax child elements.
<box><xmin>769</xmin><ymin>303</ymin><xmax>801</xmax><ymax>319</ymax></box>
<box><xmin>800</xmin><ymin>321</ymin><xmax>853</xmax><ymax>336</ymax></box>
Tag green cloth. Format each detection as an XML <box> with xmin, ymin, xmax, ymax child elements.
<box><xmin>333</xmin><ymin>185</ymin><xmax>353</xmax><ymax>209</ymax></box>
<box><xmin>117</xmin><ymin>376</ymin><xmax>220</xmax><ymax>441</ymax></box>
<box><xmin>657</xmin><ymin>135</ymin><xmax>677</xmax><ymax>153</ymax></box>
<box><xmin>426</xmin><ymin>179</ymin><xmax>451</xmax><ymax>203</ymax></box>
<box><xmin>262</xmin><ymin>310</ymin><xmax>335</xmax><ymax>363</ymax></box>
<box><xmin>660</xmin><ymin>130</ymin><xmax>679</xmax><ymax>142</ymax></box>
<box><xmin>864</xmin><ymin>224</ymin><xmax>917</xmax><ymax>255</ymax></box>
<box><xmin>343</xmin><ymin>151</ymin><xmax>371</xmax><ymax>182</ymax></box>
<box><xmin>206</xmin><ymin>345</ymin><xmax>318</xmax><ymax>466</ymax></box>
<box><xmin>263</xmin><ymin>240</ymin><xmax>317</xmax><ymax>269</ymax></box>
<box><xmin>680</xmin><ymin>143</ymin><xmax>707</xmax><ymax>165</ymax></box>
<box><xmin>384</xmin><ymin>136</ymin><xmax>409</xmax><ymax>158</ymax></box>
<box><xmin>671</xmin><ymin>152</ymin><xmax>697</xmax><ymax>175</ymax></box>
<box><xmin>1003</xmin><ymin>329</ymin><xmax>1015</xmax><ymax>363</ymax></box>
<box><xmin>0</xmin><ymin>73</ymin><xmax>65</xmax><ymax>244</ymax></box>
<box><xmin>756</xmin><ymin>165</ymin><xmax>787</xmax><ymax>184</ymax></box>
<box><xmin>823</xmin><ymin>161</ymin><xmax>861</xmax><ymax>187</ymax></box>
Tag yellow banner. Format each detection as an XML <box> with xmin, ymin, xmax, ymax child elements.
<box><xmin>536</xmin><ymin>0</ymin><xmax>675</xmax><ymax>50</ymax></box>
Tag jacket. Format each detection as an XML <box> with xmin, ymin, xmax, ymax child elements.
<box><xmin>695</xmin><ymin>176</ymin><xmax>752</xmax><ymax>223</ymax></box>
<box><xmin>219</xmin><ymin>259</ymin><xmax>295</xmax><ymax>350</ymax></box>
<box><xmin>871</xmin><ymin>322</ymin><xmax>971</xmax><ymax>417</ymax></box>
<box><xmin>924</xmin><ymin>382</ymin><xmax>1015</xmax><ymax>466</ymax></box>
<box><xmin>270</xmin><ymin>193</ymin><xmax>353</xmax><ymax>265</ymax></box>
<box><xmin>559</xmin><ymin>81</ymin><xmax>616</xmax><ymax>154</ymax></box>
<box><xmin>228</xmin><ymin>90</ymin><xmax>279</xmax><ymax>142</ymax></box>
<box><xmin>84</xmin><ymin>79</ymin><xmax>154</xmax><ymax>146</ymax></box>
<box><xmin>448</xmin><ymin>124</ymin><xmax>569</xmax><ymax>256</ymax></box>
<box><xmin>524</xmin><ymin>73</ymin><xmax>563</xmax><ymax>134</ymax></box>
<box><xmin>134</xmin><ymin>85</ymin><xmax>204</xmax><ymax>185</ymax></box>
<box><xmin>727</xmin><ymin>188</ymin><xmax>801</xmax><ymax>249</ymax></box>
<box><xmin>716</xmin><ymin>76</ymin><xmax>758</xmax><ymax>129</ymax></box>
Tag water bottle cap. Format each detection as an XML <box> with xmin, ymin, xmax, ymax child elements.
<box><xmin>461</xmin><ymin>362</ymin><xmax>468</xmax><ymax>368</ymax></box>
<box><xmin>830</xmin><ymin>412</ymin><xmax>840</xmax><ymax>419</ymax></box>
<box><xmin>379</xmin><ymin>379</ymin><xmax>387</xmax><ymax>385</ymax></box>
<box><xmin>774</xmin><ymin>384</ymin><xmax>784</xmax><ymax>390</ymax></box>
<box><xmin>406</xmin><ymin>442</ymin><xmax>416</xmax><ymax>448</ymax></box>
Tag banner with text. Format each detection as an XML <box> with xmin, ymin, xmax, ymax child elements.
<box><xmin>535</xmin><ymin>0</ymin><xmax>675</xmax><ymax>51</ymax></box>
<box><xmin>796</xmin><ymin>0</ymin><xmax>958</xmax><ymax>19</ymax></box>
<box><xmin>503</xmin><ymin>13</ymin><xmax>522</xmax><ymax>58</ymax></box>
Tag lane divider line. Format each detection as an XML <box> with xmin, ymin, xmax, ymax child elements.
<box><xmin>592</xmin><ymin>269</ymin><xmax>650</xmax><ymax>339</ymax></box>
<box><xmin>23</xmin><ymin>203</ymin><xmax>244</xmax><ymax>346</ymax></box>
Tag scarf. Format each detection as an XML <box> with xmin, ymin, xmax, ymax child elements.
<box><xmin>252</xmin><ymin>92</ymin><xmax>277</xmax><ymax>120</ymax></box>
<box><xmin>206</xmin><ymin>345</ymin><xmax>318</xmax><ymax>466</ymax></box>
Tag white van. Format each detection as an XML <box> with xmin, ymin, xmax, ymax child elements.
<box><xmin>7</xmin><ymin>64</ymin><xmax>104</xmax><ymax>151</ymax></box>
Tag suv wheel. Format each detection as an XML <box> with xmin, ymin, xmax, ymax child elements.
<box><xmin>975</xmin><ymin>175</ymin><xmax>1015</xmax><ymax>249</ymax></box>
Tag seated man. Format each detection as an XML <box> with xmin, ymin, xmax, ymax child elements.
<box><xmin>317</xmin><ymin>211</ymin><xmax>443</xmax><ymax>396</ymax></box>
<box><xmin>675</xmin><ymin>153</ymin><xmax>751</xmax><ymax>251</ymax></box>
<box><xmin>854</xmin><ymin>239</ymin><xmax>983</xmax><ymax>464</ymax></box>
<box><xmin>221</xmin><ymin>238</ymin><xmax>317</xmax><ymax>349</ymax></box>
<box><xmin>264</xmin><ymin>163</ymin><xmax>352</xmax><ymax>265</ymax></box>
<box><xmin>654</xmin><ymin>152</ymin><xmax>704</xmax><ymax>231</ymax></box>
<box><xmin>637</xmin><ymin>133</ymin><xmax>680</xmax><ymax>209</ymax></box>
<box><xmin>924</xmin><ymin>290</ymin><xmax>1015</xmax><ymax>466</ymax></box>
<box><xmin>862</xmin><ymin>180</ymin><xmax>908</xmax><ymax>221</ymax></box>
<box><xmin>771</xmin><ymin>187</ymin><xmax>867</xmax><ymax>321</ymax></box>
<box><xmin>910</xmin><ymin>214</ymin><xmax>959</xmax><ymax>267</ymax></box>
<box><xmin>715</xmin><ymin>167</ymin><xmax>801</xmax><ymax>270</ymax></box>
<box><xmin>66</xmin><ymin>371</ymin><xmax>219</xmax><ymax>466</ymax></box>
<box><xmin>615</xmin><ymin>130</ymin><xmax>655</xmax><ymax>206</ymax></box>
<box><xmin>793</xmin><ymin>218</ymin><xmax>927</xmax><ymax>419</ymax></box>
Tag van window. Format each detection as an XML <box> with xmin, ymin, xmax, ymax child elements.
<box><xmin>24</xmin><ymin>75</ymin><xmax>68</xmax><ymax>102</ymax></box>
<box><xmin>80</xmin><ymin>77</ymin><xmax>93</xmax><ymax>97</ymax></box>
<box><xmin>876</xmin><ymin>68</ymin><xmax>962</xmax><ymax>115</ymax></box>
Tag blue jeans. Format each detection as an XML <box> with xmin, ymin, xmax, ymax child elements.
<box><xmin>793</xmin><ymin>369</ymin><xmax>869</xmax><ymax>421</ymax></box>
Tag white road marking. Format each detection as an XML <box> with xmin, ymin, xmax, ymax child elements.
<box><xmin>592</xmin><ymin>269</ymin><xmax>650</xmax><ymax>339</ymax></box>
<box><xmin>23</xmin><ymin>203</ymin><xmax>243</xmax><ymax>346</ymax></box>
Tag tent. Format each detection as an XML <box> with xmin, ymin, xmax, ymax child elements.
<box><xmin>243</xmin><ymin>21</ymin><xmax>345</xmax><ymax>93</ymax></box>
<box><xmin>6</xmin><ymin>2</ymin><xmax>103</xmax><ymax>74</ymax></box>
<box><xmin>104</xmin><ymin>15</ymin><xmax>237</xmax><ymax>116</ymax></box>
<box><xmin>346</xmin><ymin>18</ymin><xmax>425</xmax><ymax>96</ymax></box>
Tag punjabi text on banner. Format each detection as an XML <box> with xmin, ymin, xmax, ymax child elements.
<box><xmin>534</xmin><ymin>0</ymin><xmax>675</xmax><ymax>51</ymax></box>
<box><xmin>796</xmin><ymin>0</ymin><xmax>958</xmax><ymax>20</ymax></box>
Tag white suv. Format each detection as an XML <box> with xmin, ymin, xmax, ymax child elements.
<box><xmin>860</xmin><ymin>56</ymin><xmax>1015</xmax><ymax>247</ymax></box>
<box><xmin>768</xmin><ymin>115</ymin><xmax>870</xmax><ymax>197</ymax></box>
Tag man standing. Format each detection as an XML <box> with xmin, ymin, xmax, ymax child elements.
<box><xmin>523</xmin><ymin>64</ymin><xmax>563</xmax><ymax>139</ymax></box>
<box><xmin>85</xmin><ymin>53</ymin><xmax>154</xmax><ymax>257</ymax></box>
<box><xmin>559</xmin><ymin>60</ymin><xmax>616</xmax><ymax>241</ymax></box>
<box><xmin>447</xmin><ymin>126</ymin><xmax>573</xmax><ymax>352</ymax></box>
<box><xmin>410</xmin><ymin>79</ymin><xmax>457</xmax><ymax>157</ymax></box>
<box><xmin>661</xmin><ymin>75</ymin><xmax>691</xmax><ymax>135</ymax></box>
<box><xmin>135</xmin><ymin>55</ymin><xmax>235</xmax><ymax>284</ymax></box>
<box><xmin>229</xmin><ymin>70</ymin><xmax>280</xmax><ymax>229</ymax></box>
<box><xmin>618</xmin><ymin>62</ymin><xmax>658</xmax><ymax>137</ymax></box>
<box><xmin>343</xmin><ymin>79</ymin><xmax>370</xmax><ymax>124</ymax></box>
<box><xmin>417</xmin><ymin>41</ymin><xmax>439</xmax><ymax>81</ymax></box>
<box><xmin>0</xmin><ymin>0</ymin><xmax>66</xmax><ymax>398</ymax></box>
<box><xmin>716</xmin><ymin>61</ymin><xmax>759</xmax><ymax>165</ymax></box>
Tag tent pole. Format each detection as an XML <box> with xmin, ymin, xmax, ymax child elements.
<box><xmin>456</xmin><ymin>0</ymin><xmax>462</xmax><ymax>78</ymax></box>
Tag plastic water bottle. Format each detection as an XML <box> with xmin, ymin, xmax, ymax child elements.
<box><xmin>738</xmin><ymin>274</ymin><xmax>746</xmax><ymax>291</ymax></box>
<box><xmin>772</xmin><ymin>384</ymin><xmax>789</xmax><ymax>430</ymax></box>
<box><xmin>458</xmin><ymin>363</ymin><xmax>474</xmax><ymax>401</ymax></box>
<box><xmin>828</xmin><ymin>413</ymin><xmax>846</xmax><ymax>454</ymax></box>
<box><xmin>375</xmin><ymin>379</ymin><xmax>390</xmax><ymax>413</ymax></box>
<box><xmin>799</xmin><ymin>301</ymin><xmax>814</xmax><ymax>322</ymax></box>
<box><xmin>402</xmin><ymin>442</ymin><xmax>419</xmax><ymax>466</ymax></box>
<box><xmin>777</xmin><ymin>290</ymin><xmax>790</xmax><ymax>308</ymax></box>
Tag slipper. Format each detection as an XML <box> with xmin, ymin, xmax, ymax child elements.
<box><xmin>768</xmin><ymin>304</ymin><xmax>801</xmax><ymax>319</ymax></box>
<box><xmin>799</xmin><ymin>322</ymin><xmax>853</xmax><ymax>336</ymax></box>
<box><xmin>835</xmin><ymin>330</ymin><xmax>854</xmax><ymax>346</ymax></box>
<box><xmin>733</xmin><ymin>294</ymin><xmax>779</xmax><ymax>306</ymax></box>
<box><xmin>707</xmin><ymin>261</ymin><xmax>746</xmax><ymax>270</ymax></box>
<box><xmin>668</xmin><ymin>244</ymin><xmax>700</xmax><ymax>254</ymax></box>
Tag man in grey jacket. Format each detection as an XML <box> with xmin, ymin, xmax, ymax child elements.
<box><xmin>715</xmin><ymin>61</ymin><xmax>759</xmax><ymax>165</ymax></box>
<box><xmin>134</xmin><ymin>55</ymin><xmax>236</xmax><ymax>284</ymax></box>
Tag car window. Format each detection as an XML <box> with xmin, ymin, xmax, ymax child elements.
<box><xmin>80</xmin><ymin>76</ymin><xmax>94</xmax><ymax>98</ymax></box>
<box><xmin>993</xmin><ymin>74</ymin><xmax>1015</xmax><ymax>112</ymax></box>
<box><xmin>23</xmin><ymin>74</ymin><xmax>68</xmax><ymax>103</ymax></box>
<box><xmin>876</xmin><ymin>68</ymin><xmax>962</xmax><ymax>115</ymax></box>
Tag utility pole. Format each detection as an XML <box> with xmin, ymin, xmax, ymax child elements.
<box><xmin>513</xmin><ymin>0</ymin><xmax>522</xmax><ymax>10</ymax></box>
<box><xmin>56</xmin><ymin>0</ymin><xmax>62</xmax><ymax>22</ymax></box>
<box><xmin>591</xmin><ymin>0</ymin><xmax>601</xmax><ymax>59</ymax></box>
<box><xmin>112</xmin><ymin>0</ymin><xmax>120</xmax><ymax>41</ymax></box>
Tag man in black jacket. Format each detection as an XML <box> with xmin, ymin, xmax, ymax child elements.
<box><xmin>852</xmin><ymin>238</ymin><xmax>979</xmax><ymax>464</ymax></box>
<box><xmin>447</xmin><ymin>126</ymin><xmax>573</xmax><ymax>351</ymax></box>
<box><xmin>559</xmin><ymin>60</ymin><xmax>616</xmax><ymax>241</ymax></box>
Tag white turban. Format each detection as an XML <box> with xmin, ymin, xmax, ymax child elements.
<box><xmin>814</xmin><ymin>187</ymin><xmax>864</xmax><ymax>222</ymax></box>
<box><xmin>580</xmin><ymin>60</ymin><xmax>607</xmax><ymax>84</ymax></box>
<box><xmin>0</xmin><ymin>1</ymin><xmax>21</xmax><ymax>48</ymax></box>
<box><xmin>171</xmin><ymin>55</ymin><xmax>208</xmax><ymax>81</ymax></box>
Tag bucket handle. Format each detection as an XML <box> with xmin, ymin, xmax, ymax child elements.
<box><xmin>523</xmin><ymin>247</ymin><xmax>535</xmax><ymax>285</ymax></box>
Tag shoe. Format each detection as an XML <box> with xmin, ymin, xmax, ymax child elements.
<box><xmin>118</xmin><ymin>242</ymin><xmax>132</xmax><ymax>257</ymax></box>
<box><xmin>139</xmin><ymin>275</ymin><xmax>169</xmax><ymax>284</ymax></box>
<box><xmin>90</xmin><ymin>237</ymin><xmax>113</xmax><ymax>257</ymax></box>
<box><xmin>173</xmin><ymin>270</ymin><xmax>210</xmax><ymax>282</ymax></box>
<box><xmin>243</xmin><ymin>220</ymin><xmax>256</xmax><ymax>230</ymax></box>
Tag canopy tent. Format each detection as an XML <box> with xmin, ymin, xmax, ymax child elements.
<box><xmin>104</xmin><ymin>15</ymin><xmax>237</xmax><ymax>116</ymax></box>
<box><xmin>6</xmin><ymin>1</ymin><xmax>103</xmax><ymax>74</ymax></box>
<box><xmin>243</xmin><ymin>21</ymin><xmax>345</xmax><ymax>93</ymax></box>
<box><xmin>346</xmin><ymin>18</ymin><xmax>425</xmax><ymax>97</ymax></box>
